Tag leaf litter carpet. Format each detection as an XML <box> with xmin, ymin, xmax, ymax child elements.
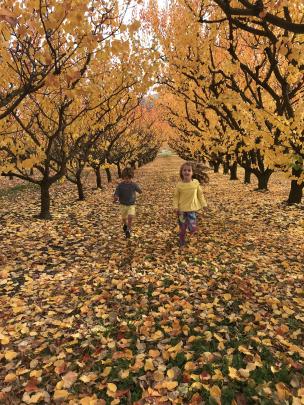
<box><xmin>0</xmin><ymin>156</ymin><xmax>303</xmax><ymax>404</ymax></box>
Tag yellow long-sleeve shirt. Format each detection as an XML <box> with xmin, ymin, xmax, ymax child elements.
<box><xmin>173</xmin><ymin>179</ymin><xmax>207</xmax><ymax>212</ymax></box>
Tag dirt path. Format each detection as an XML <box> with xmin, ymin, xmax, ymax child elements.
<box><xmin>0</xmin><ymin>155</ymin><xmax>304</xmax><ymax>404</ymax></box>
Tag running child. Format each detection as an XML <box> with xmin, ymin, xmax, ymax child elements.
<box><xmin>114</xmin><ymin>167</ymin><xmax>142</xmax><ymax>238</ymax></box>
<box><xmin>173</xmin><ymin>162</ymin><xmax>208</xmax><ymax>247</ymax></box>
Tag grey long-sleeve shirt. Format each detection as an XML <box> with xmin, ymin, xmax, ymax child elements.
<box><xmin>114</xmin><ymin>181</ymin><xmax>142</xmax><ymax>205</ymax></box>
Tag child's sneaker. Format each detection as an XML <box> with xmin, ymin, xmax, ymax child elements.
<box><xmin>123</xmin><ymin>224</ymin><xmax>128</xmax><ymax>232</ymax></box>
<box><xmin>125</xmin><ymin>228</ymin><xmax>131</xmax><ymax>238</ymax></box>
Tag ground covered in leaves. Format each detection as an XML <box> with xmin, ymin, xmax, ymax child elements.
<box><xmin>0</xmin><ymin>156</ymin><xmax>304</xmax><ymax>405</ymax></box>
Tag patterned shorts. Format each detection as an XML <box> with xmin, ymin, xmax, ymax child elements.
<box><xmin>178</xmin><ymin>211</ymin><xmax>197</xmax><ymax>231</ymax></box>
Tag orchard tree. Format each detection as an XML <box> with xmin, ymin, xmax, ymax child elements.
<box><xmin>0</xmin><ymin>0</ymin><xmax>153</xmax><ymax>218</ymax></box>
<box><xmin>0</xmin><ymin>0</ymin><xmax>121</xmax><ymax>120</ymax></box>
<box><xmin>200</xmin><ymin>0</ymin><xmax>304</xmax><ymax>202</ymax></box>
<box><xmin>148</xmin><ymin>0</ymin><xmax>304</xmax><ymax>201</ymax></box>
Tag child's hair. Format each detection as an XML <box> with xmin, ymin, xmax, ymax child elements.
<box><xmin>121</xmin><ymin>167</ymin><xmax>134</xmax><ymax>179</ymax></box>
<box><xmin>180</xmin><ymin>161</ymin><xmax>209</xmax><ymax>184</ymax></box>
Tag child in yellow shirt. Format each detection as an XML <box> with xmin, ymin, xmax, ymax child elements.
<box><xmin>173</xmin><ymin>162</ymin><xmax>208</xmax><ymax>247</ymax></box>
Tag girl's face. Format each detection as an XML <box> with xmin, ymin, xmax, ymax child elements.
<box><xmin>181</xmin><ymin>165</ymin><xmax>193</xmax><ymax>182</ymax></box>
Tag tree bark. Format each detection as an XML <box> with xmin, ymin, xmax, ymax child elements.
<box><xmin>117</xmin><ymin>163</ymin><xmax>122</xmax><ymax>178</ymax></box>
<box><xmin>244</xmin><ymin>167</ymin><xmax>251</xmax><ymax>184</ymax></box>
<box><xmin>105</xmin><ymin>167</ymin><xmax>112</xmax><ymax>183</ymax></box>
<box><xmin>95</xmin><ymin>166</ymin><xmax>102</xmax><ymax>189</ymax></box>
<box><xmin>254</xmin><ymin>170</ymin><xmax>272</xmax><ymax>191</ymax></box>
<box><xmin>212</xmin><ymin>160</ymin><xmax>220</xmax><ymax>173</ymax></box>
<box><xmin>76</xmin><ymin>172</ymin><xmax>85</xmax><ymax>200</ymax></box>
<box><xmin>229</xmin><ymin>161</ymin><xmax>238</xmax><ymax>180</ymax></box>
<box><xmin>287</xmin><ymin>167</ymin><xmax>303</xmax><ymax>204</ymax></box>
<box><xmin>38</xmin><ymin>181</ymin><xmax>51</xmax><ymax>219</ymax></box>
<box><xmin>223</xmin><ymin>162</ymin><xmax>229</xmax><ymax>174</ymax></box>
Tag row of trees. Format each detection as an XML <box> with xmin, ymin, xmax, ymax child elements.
<box><xmin>0</xmin><ymin>0</ymin><xmax>161</xmax><ymax>218</ymax></box>
<box><xmin>148</xmin><ymin>0</ymin><xmax>304</xmax><ymax>203</ymax></box>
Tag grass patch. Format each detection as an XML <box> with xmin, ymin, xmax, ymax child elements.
<box><xmin>0</xmin><ymin>182</ymin><xmax>38</xmax><ymax>198</ymax></box>
<box><xmin>158</xmin><ymin>149</ymin><xmax>175</xmax><ymax>157</ymax></box>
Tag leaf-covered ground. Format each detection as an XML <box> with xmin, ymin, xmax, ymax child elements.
<box><xmin>0</xmin><ymin>156</ymin><xmax>304</xmax><ymax>404</ymax></box>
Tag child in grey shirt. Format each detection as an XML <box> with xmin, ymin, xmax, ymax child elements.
<box><xmin>114</xmin><ymin>167</ymin><xmax>142</xmax><ymax>238</ymax></box>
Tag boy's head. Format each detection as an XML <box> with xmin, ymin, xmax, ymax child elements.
<box><xmin>121</xmin><ymin>167</ymin><xmax>134</xmax><ymax>180</ymax></box>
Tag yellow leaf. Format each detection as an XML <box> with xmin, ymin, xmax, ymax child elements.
<box><xmin>238</xmin><ymin>368</ymin><xmax>250</xmax><ymax>378</ymax></box>
<box><xmin>129</xmin><ymin>20</ymin><xmax>141</xmax><ymax>34</ymax></box>
<box><xmin>168</xmin><ymin>341</ymin><xmax>182</xmax><ymax>353</ymax></box>
<box><xmin>5</xmin><ymin>350</ymin><xmax>18</xmax><ymax>361</ymax></box>
<box><xmin>163</xmin><ymin>380</ymin><xmax>178</xmax><ymax>390</ymax></box>
<box><xmin>30</xmin><ymin>370</ymin><xmax>42</xmax><ymax>378</ymax></box>
<box><xmin>80</xmin><ymin>397</ymin><xmax>100</xmax><ymax>405</ymax></box>
<box><xmin>148</xmin><ymin>349</ymin><xmax>160</xmax><ymax>358</ymax></box>
<box><xmin>150</xmin><ymin>330</ymin><xmax>164</xmax><ymax>340</ymax></box>
<box><xmin>276</xmin><ymin>382</ymin><xmax>290</xmax><ymax>400</ymax></box>
<box><xmin>210</xmin><ymin>385</ymin><xmax>221</xmax><ymax>405</ymax></box>
<box><xmin>213</xmin><ymin>369</ymin><xmax>224</xmax><ymax>381</ymax></box>
<box><xmin>101</xmin><ymin>367</ymin><xmax>112</xmax><ymax>377</ymax></box>
<box><xmin>261</xmin><ymin>338</ymin><xmax>272</xmax><ymax>346</ymax></box>
<box><xmin>4</xmin><ymin>373</ymin><xmax>17</xmax><ymax>383</ymax></box>
<box><xmin>246</xmin><ymin>362</ymin><xmax>257</xmax><ymax>371</ymax></box>
<box><xmin>21</xmin><ymin>158</ymin><xmax>34</xmax><ymax>169</ymax></box>
<box><xmin>228</xmin><ymin>367</ymin><xmax>239</xmax><ymax>379</ymax></box>
<box><xmin>153</xmin><ymin>370</ymin><xmax>164</xmax><ymax>382</ymax></box>
<box><xmin>238</xmin><ymin>345</ymin><xmax>252</xmax><ymax>355</ymax></box>
<box><xmin>144</xmin><ymin>358</ymin><xmax>155</xmax><ymax>371</ymax></box>
<box><xmin>80</xmin><ymin>373</ymin><xmax>97</xmax><ymax>383</ymax></box>
<box><xmin>298</xmin><ymin>387</ymin><xmax>304</xmax><ymax>396</ymax></box>
<box><xmin>184</xmin><ymin>361</ymin><xmax>196</xmax><ymax>371</ymax></box>
<box><xmin>107</xmin><ymin>383</ymin><xmax>117</xmax><ymax>393</ymax></box>
<box><xmin>223</xmin><ymin>293</ymin><xmax>231</xmax><ymax>301</ymax></box>
<box><xmin>53</xmin><ymin>390</ymin><xmax>69</xmax><ymax>400</ymax></box>
<box><xmin>191</xmin><ymin>382</ymin><xmax>203</xmax><ymax>390</ymax></box>
<box><xmin>167</xmin><ymin>368</ymin><xmax>175</xmax><ymax>379</ymax></box>
<box><xmin>0</xmin><ymin>336</ymin><xmax>10</xmax><ymax>344</ymax></box>
<box><xmin>119</xmin><ymin>369</ymin><xmax>129</xmax><ymax>379</ymax></box>
<box><xmin>22</xmin><ymin>392</ymin><xmax>46</xmax><ymax>404</ymax></box>
<box><xmin>283</xmin><ymin>306</ymin><xmax>294</xmax><ymax>315</ymax></box>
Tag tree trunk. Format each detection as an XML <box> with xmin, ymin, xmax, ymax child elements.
<box><xmin>95</xmin><ymin>167</ymin><xmax>102</xmax><ymax>189</ymax></box>
<box><xmin>130</xmin><ymin>161</ymin><xmax>136</xmax><ymax>169</ymax></box>
<box><xmin>212</xmin><ymin>161</ymin><xmax>220</xmax><ymax>173</ymax></box>
<box><xmin>105</xmin><ymin>167</ymin><xmax>112</xmax><ymax>183</ymax></box>
<box><xmin>76</xmin><ymin>172</ymin><xmax>85</xmax><ymax>200</ymax></box>
<box><xmin>229</xmin><ymin>162</ymin><xmax>238</xmax><ymax>180</ymax></box>
<box><xmin>254</xmin><ymin>170</ymin><xmax>272</xmax><ymax>191</ymax></box>
<box><xmin>38</xmin><ymin>181</ymin><xmax>51</xmax><ymax>219</ymax></box>
<box><xmin>244</xmin><ymin>167</ymin><xmax>251</xmax><ymax>184</ymax></box>
<box><xmin>117</xmin><ymin>163</ymin><xmax>122</xmax><ymax>178</ymax></box>
<box><xmin>223</xmin><ymin>162</ymin><xmax>229</xmax><ymax>174</ymax></box>
<box><xmin>287</xmin><ymin>167</ymin><xmax>303</xmax><ymax>204</ymax></box>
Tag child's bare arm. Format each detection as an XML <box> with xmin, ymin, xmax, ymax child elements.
<box><xmin>135</xmin><ymin>183</ymin><xmax>142</xmax><ymax>194</ymax></box>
